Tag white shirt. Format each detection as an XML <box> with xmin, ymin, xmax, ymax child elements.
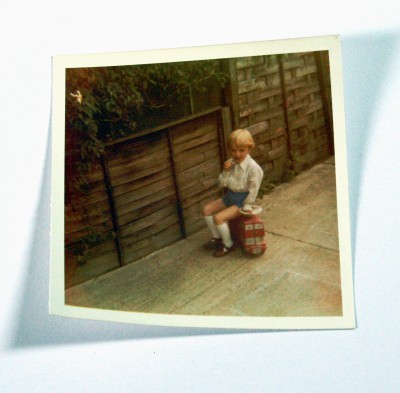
<box><xmin>218</xmin><ymin>154</ymin><xmax>264</xmax><ymax>211</ymax></box>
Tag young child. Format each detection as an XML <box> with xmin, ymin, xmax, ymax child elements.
<box><xmin>203</xmin><ymin>128</ymin><xmax>264</xmax><ymax>257</ymax></box>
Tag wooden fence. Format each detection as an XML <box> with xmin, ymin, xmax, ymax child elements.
<box><xmin>227</xmin><ymin>51</ymin><xmax>333</xmax><ymax>182</ymax></box>
<box><xmin>65</xmin><ymin>108</ymin><xmax>230</xmax><ymax>288</ymax></box>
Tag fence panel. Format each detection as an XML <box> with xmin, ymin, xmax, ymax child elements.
<box><xmin>231</xmin><ymin>51</ymin><xmax>333</xmax><ymax>182</ymax></box>
<box><xmin>106</xmin><ymin>132</ymin><xmax>182</xmax><ymax>264</ymax></box>
<box><xmin>236</xmin><ymin>54</ymin><xmax>287</xmax><ymax>181</ymax></box>
<box><xmin>281</xmin><ymin>52</ymin><xmax>331</xmax><ymax>171</ymax></box>
<box><xmin>64</xmin><ymin>162</ymin><xmax>119</xmax><ymax>288</ymax></box>
<box><xmin>171</xmin><ymin>111</ymin><xmax>224</xmax><ymax>236</ymax></box>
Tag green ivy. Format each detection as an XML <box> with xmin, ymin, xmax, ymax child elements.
<box><xmin>65</xmin><ymin>60</ymin><xmax>228</xmax><ymax>201</ymax></box>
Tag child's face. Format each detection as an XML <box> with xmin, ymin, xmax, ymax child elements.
<box><xmin>230</xmin><ymin>143</ymin><xmax>250</xmax><ymax>164</ymax></box>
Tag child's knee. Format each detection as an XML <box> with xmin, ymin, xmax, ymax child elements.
<box><xmin>213</xmin><ymin>214</ymin><xmax>224</xmax><ymax>226</ymax></box>
<box><xmin>203</xmin><ymin>204</ymin><xmax>211</xmax><ymax>216</ymax></box>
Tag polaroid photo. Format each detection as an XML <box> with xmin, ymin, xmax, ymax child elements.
<box><xmin>50</xmin><ymin>35</ymin><xmax>356</xmax><ymax>330</ymax></box>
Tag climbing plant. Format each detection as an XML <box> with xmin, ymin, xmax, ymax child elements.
<box><xmin>65</xmin><ymin>60</ymin><xmax>228</xmax><ymax>202</ymax></box>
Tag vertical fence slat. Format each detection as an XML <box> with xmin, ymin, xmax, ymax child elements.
<box><xmin>167</xmin><ymin>130</ymin><xmax>187</xmax><ymax>239</ymax></box>
<box><xmin>314</xmin><ymin>51</ymin><xmax>334</xmax><ymax>155</ymax></box>
<box><xmin>101</xmin><ymin>152</ymin><xmax>125</xmax><ymax>267</ymax></box>
<box><xmin>220</xmin><ymin>106</ymin><xmax>232</xmax><ymax>164</ymax></box>
<box><xmin>278</xmin><ymin>54</ymin><xmax>294</xmax><ymax>173</ymax></box>
<box><xmin>224</xmin><ymin>59</ymin><xmax>240</xmax><ymax>130</ymax></box>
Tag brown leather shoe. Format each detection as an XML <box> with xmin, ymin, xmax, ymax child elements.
<box><xmin>213</xmin><ymin>243</ymin><xmax>235</xmax><ymax>258</ymax></box>
<box><xmin>203</xmin><ymin>238</ymin><xmax>222</xmax><ymax>250</ymax></box>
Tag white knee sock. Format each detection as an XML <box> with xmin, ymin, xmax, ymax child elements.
<box><xmin>216</xmin><ymin>223</ymin><xmax>233</xmax><ymax>248</ymax></box>
<box><xmin>204</xmin><ymin>216</ymin><xmax>220</xmax><ymax>238</ymax></box>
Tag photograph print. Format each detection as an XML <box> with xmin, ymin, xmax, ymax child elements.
<box><xmin>50</xmin><ymin>36</ymin><xmax>355</xmax><ymax>329</ymax></box>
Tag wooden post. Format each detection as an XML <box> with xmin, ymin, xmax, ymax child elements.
<box><xmin>222</xmin><ymin>58</ymin><xmax>240</xmax><ymax>130</ymax></box>
<box><xmin>100</xmin><ymin>152</ymin><xmax>125</xmax><ymax>267</ymax></box>
<box><xmin>277</xmin><ymin>54</ymin><xmax>295</xmax><ymax>173</ymax></box>
<box><xmin>220</xmin><ymin>107</ymin><xmax>233</xmax><ymax>163</ymax></box>
<box><xmin>314</xmin><ymin>51</ymin><xmax>335</xmax><ymax>155</ymax></box>
<box><xmin>167</xmin><ymin>130</ymin><xmax>187</xmax><ymax>239</ymax></box>
<box><xmin>188</xmin><ymin>85</ymin><xmax>195</xmax><ymax>115</ymax></box>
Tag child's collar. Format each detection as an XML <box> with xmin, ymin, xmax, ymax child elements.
<box><xmin>237</xmin><ymin>154</ymin><xmax>252</xmax><ymax>170</ymax></box>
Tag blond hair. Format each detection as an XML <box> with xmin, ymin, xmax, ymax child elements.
<box><xmin>228</xmin><ymin>129</ymin><xmax>255</xmax><ymax>149</ymax></box>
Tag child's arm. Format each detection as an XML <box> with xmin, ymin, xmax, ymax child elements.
<box><xmin>242</xmin><ymin>166</ymin><xmax>264</xmax><ymax>211</ymax></box>
<box><xmin>218</xmin><ymin>159</ymin><xmax>234</xmax><ymax>188</ymax></box>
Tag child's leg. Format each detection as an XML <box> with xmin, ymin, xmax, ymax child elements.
<box><xmin>203</xmin><ymin>199</ymin><xmax>226</xmax><ymax>239</ymax></box>
<box><xmin>213</xmin><ymin>205</ymin><xmax>241</xmax><ymax>226</ymax></box>
<box><xmin>214</xmin><ymin>206</ymin><xmax>241</xmax><ymax>251</ymax></box>
<box><xmin>203</xmin><ymin>199</ymin><xmax>226</xmax><ymax>217</ymax></box>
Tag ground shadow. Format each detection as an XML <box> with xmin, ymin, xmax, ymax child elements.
<box><xmin>9</xmin><ymin>30</ymin><xmax>400</xmax><ymax>348</ymax></box>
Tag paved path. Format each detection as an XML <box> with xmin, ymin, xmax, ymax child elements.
<box><xmin>66</xmin><ymin>157</ymin><xmax>342</xmax><ymax>317</ymax></box>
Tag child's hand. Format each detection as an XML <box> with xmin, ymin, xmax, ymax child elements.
<box><xmin>223</xmin><ymin>160</ymin><xmax>233</xmax><ymax>171</ymax></box>
<box><xmin>242</xmin><ymin>204</ymin><xmax>253</xmax><ymax>214</ymax></box>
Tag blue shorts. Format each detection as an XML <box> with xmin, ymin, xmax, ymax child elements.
<box><xmin>222</xmin><ymin>190</ymin><xmax>249</xmax><ymax>208</ymax></box>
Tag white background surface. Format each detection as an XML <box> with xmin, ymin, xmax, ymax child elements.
<box><xmin>1</xmin><ymin>1</ymin><xmax>399</xmax><ymax>392</ymax></box>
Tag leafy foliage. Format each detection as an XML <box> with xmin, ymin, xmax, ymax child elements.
<box><xmin>65</xmin><ymin>60</ymin><xmax>228</xmax><ymax>201</ymax></box>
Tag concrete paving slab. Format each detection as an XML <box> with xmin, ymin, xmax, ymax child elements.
<box><xmin>234</xmin><ymin>271</ymin><xmax>342</xmax><ymax>317</ymax></box>
<box><xmin>174</xmin><ymin>232</ymin><xmax>342</xmax><ymax>316</ymax></box>
<box><xmin>260</xmin><ymin>161</ymin><xmax>339</xmax><ymax>251</ymax></box>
